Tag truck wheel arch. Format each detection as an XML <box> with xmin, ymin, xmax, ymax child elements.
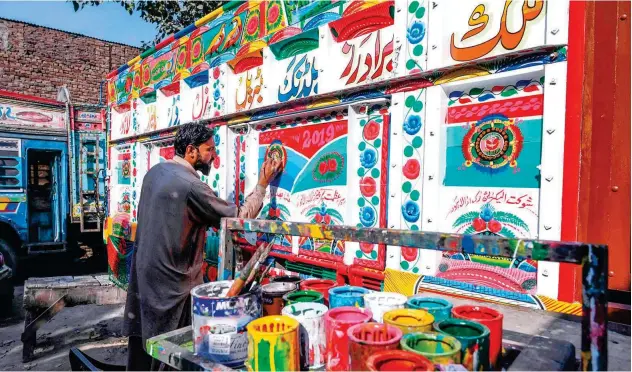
<box><xmin>0</xmin><ymin>222</ymin><xmax>21</xmax><ymax>274</ymax></box>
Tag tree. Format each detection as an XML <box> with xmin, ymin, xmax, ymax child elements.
<box><xmin>71</xmin><ymin>0</ymin><xmax>225</xmax><ymax>48</ymax></box>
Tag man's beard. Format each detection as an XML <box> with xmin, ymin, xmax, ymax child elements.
<box><xmin>194</xmin><ymin>159</ymin><xmax>211</xmax><ymax>176</ymax></box>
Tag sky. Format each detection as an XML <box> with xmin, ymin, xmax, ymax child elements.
<box><xmin>0</xmin><ymin>1</ymin><xmax>158</xmax><ymax>47</ymax></box>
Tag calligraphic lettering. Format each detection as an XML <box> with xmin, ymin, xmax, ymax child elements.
<box><xmin>278</xmin><ymin>55</ymin><xmax>319</xmax><ymax>103</ymax></box>
<box><xmin>450</xmin><ymin>0</ymin><xmax>544</xmax><ymax>61</ymax></box>
<box><xmin>297</xmin><ymin>189</ymin><xmax>345</xmax><ymax>210</ymax></box>
<box><xmin>192</xmin><ymin>86</ymin><xmax>210</xmax><ymax>120</ymax></box>
<box><xmin>236</xmin><ymin>67</ymin><xmax>264</xmax><ymax>111</ymax></box>
<box><xmin>341</xmin><ymin>30</ymin><xmax>394</xmax><ymax>85</ymax></box>
<box><xmin>446</xmin><ymin>189</ymin><xmax>534</xmax><ymax>217</ymax></box>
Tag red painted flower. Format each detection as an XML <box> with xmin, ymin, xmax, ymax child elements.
<box><xmin>488</xmin><ymin>220</ymin><xmax>502</xmax><ymax>233</ymax></box>
<box><xmin>401</xmin><ymin>247</ymin><xmax>418</xmax><ymax>262</ymax></box>
<box><xmin>318</xmin><ymin>161</ymin><xmax>328</xmax><ymax>175</ymax></box>
<box><xmin>267</xmin><ymin>4</ymin><xmax>280</xmax><ymax>23</ymax></box>
<box><xmin>403</xmin><ymin>159</ymin><xmax>420</xmax><ymax>180</ymax></box>
<box><xmin>360</xmin><ymin>242</ymin><xmax>374</xmax><ymax>254</ymax></box>
<box><xmin>213</xmin><ymin>67</ymin><xmax>220</xmax><ymax>80</ymax></box>
<box><xmin>328</xmin><ymin>158</ymin><xmax>338</xmax><ymax>171</ymax></box>
<box><xmin>314</xmin><ymin>214</ymin><xmax>323</xmax><ymax>223</ymax></box>
<box><xmin>213</xmin><ymin>156</ymin><xmax>221</xmax><ymax>169</ymax></box>
<box><xmin>363</xmin><ymin>120</ymin><xmax>380</xmax><ymax>140</ymax></box>
<box><xmin>247</xmin><ymin>15</ymin><xmax>259</xmax><ymax>35</ymax></box>
<box><xmin>323</xmin><ymin>215</ymin><xmax>331</xmax><ymax>224</ymax></box>
<box><xmin>360</xmin><ymin>177</ymin><xmax>376</xmax><ymax>197</ymax></box>
<box><xmin>472</xmin><ymin>217</ymin><xmax>486</xmax><ymax>232</ymax></box>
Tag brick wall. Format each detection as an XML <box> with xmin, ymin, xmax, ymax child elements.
<box><xmin>0</xmin><ymin>18</ymin><xmax>141</xmax><ymax>105</ymax></box>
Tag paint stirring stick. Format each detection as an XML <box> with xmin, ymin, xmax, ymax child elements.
<box><xmin>226</xmin><ymin>241</ymin><xmax>273</xmax><ymax>297</ymax></box>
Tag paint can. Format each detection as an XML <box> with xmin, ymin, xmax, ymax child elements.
<box><xmin>282</xmin><ymin>302</ymin><xmax>328</xmax><ymax>370</ymax></box>
<box><xmin>452</xmin><ymin>305</ymin><xmax>503</xmax><ymax>367</ymax></box>
<box><xmin>283</xmin><ymin>290</ymin><xmax>325</xmax><ymax>305</ymax></box>
<box><xmin>246</xmin><ymin>315</ymin><xmax>301</xmax><ymax>372</ymax></box>
<box><xmin>406</xmin><ymin>296</ymin><xmax>454</xmax><ymax>323</ymax></box>
<box><xmin>347</xmin><ymin>322</ymin><xmax>403</xmax><ymax>371</ymax></box>
<box><xmin>365</xmin><ymin>350</ymin><xmax>434</xmax><ymax>371</ymax></box>
<box><xmin>434</xmin><ymin>318</ymin><xmax>490</xmax><ymax>371</ymax></box>
<box><xmin>363</xmin><ymin>292</ymin><xmax>407</xmax><ymax>322</ymax></box>
<box><xmin>383</xmin><ymin>309</ymin><xmax>435</xmax><ymax>335</ymax></box>
<box><xmin>262</xmin><ymin>282</ymin><xmax>298</xmax><ymax>316</ymax></box>
<box><xmin>328</xmin><ymin>286</ymin><xmax>369</xmax><ymax>308</ymax></box>
<box><xmin>300</xmin><ymin>279</ymin><xmax>337</xmax><ymax>306</ymax></box>
<box><xmin>324</xmin><ymin>306</ymin><xmax>373</xmax><ymax>371</ymax></box>
<box><xmin>270</xmin><ymin>275</ymin><xmax>302</xmax><ymax>285</ymax></box>
<box><xmin>191</xmin><ymin>280</ymin><xmax>262</xmax><ymax>369</ymax></box>
<box><xmin>400</xmin><ymin>332</ymin><xmax>462</xmax><ymax>365</ymax></box>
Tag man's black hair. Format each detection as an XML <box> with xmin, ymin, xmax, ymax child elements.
<box><xmin>174</xmin><ymin>123</ymin><xmax>214</xmax><ymax>157</ymax></box>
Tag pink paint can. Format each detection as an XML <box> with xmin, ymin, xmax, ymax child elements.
<box><xmin>324</xmin><ymin>306</ymin><xmax>372</xmax><ymax>371</ymax></box>
<box><xmin>300</xmin><ymin>278</ymin><xmax>338</xmax><ymax>306</ymax></box>
<box><xmin>347</xmin><ymin>322</ymin><xmax>403</xmax><ymax>371</ymax></box>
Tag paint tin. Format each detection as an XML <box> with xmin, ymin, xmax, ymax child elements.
<box><xmin>262</xmin><ymin>282</ymin><xmax>297</xmax><ymax>316</ymax></box>
<box><xmin>283</xmin><ymin>290</ymin><xmax>325</xmax><ymax>305</ymax></box>
<box><xmin>347</xmin><ymin>322</ymin><xmax>403</xmax><ymax>371</ymax></box>
<box><xmin>452</xmin><ymin>305</ymin><xmax>503</xmax><ymax>367</ymax></box>
<box><xmin>300</xmin><ymin>279</ymin><xmax>337</xmax><ymax>305</ymax></box>
<box><xmin>363</xmin><ymin>292</ymin><xmax>407</xmax><ymax>322</ymax></box>
<box><xmin>270</xmin><ymin>275</ymin><xmax>302</xmax><ymax>285</ymax></box>
<box><xmin>246</xmin><ymin>315</ymin><xmax>301</xmax><ymax>372</ymax></box>
<box><xmin>366</xmin><ymin>350</ymin><xmax>434</xmax><ymax>371</ymax></box>
<box><xmin>400</xmin><ymin>332</ymin><xmax>462</xmax><ymax>365</ymax></box>
<box><xmin>191</xmin><ymin>280</ymin><xmax>262</xmax><ymax>369</ymax></box>
<box><xmin>324</xmin><ymin>306</ymin><xmax>373</xmax><ymax>371</ymax></box>
<box><xmin>434</xmin><ymin>318</ymin><xmax>491</xmax><ymax>371</ymax></box>
<box><xmin>383</xmin><ymin>309</ymin><xmax>435</xmax><ymax>335</ymax></box>
<box><xmin>406</xmin><ymin>296</ymin><xmax>453</xmax><ymax>323</ymax></box>
<box><xmin>328</xmin><ymin>286</ymin><xmax>369</xmax><ymax>308</ymax></box>
<box><xmin>282</xmin><ymin>302</ymin><xmax>328</xmax><ymax>370</ymax></box>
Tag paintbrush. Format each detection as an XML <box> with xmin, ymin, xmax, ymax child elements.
<box><xmin>246</xmin><ymin>260</ymin><xmax>274</xmax><ymax>293</ymax></box>
<box><xmin>226</xmin><ymin>241</ymin><xmax>273</xmax><ymax>297</ymax></box>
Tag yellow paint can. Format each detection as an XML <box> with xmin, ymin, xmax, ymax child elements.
<box><xmin>246</xmin><ymin>315</ymin><xmax>300</xmax><ymax>372</ymax></box>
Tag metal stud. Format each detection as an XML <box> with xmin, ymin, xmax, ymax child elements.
<box><xmin>549</xmin><ymin>78</ymin><xmax>557</xmax><ymax>85</ymax></box>
<box><xmin>544</xmin><ymin>225</ymin><xmax>552</xmax><ymax>230</ymax></box>
<box><xmin>427</xmin><ymin>218</ymin><xmax>432</xmax><ymax>223</ymax></box>
<box><xmin>546</xmin><ymin>129</ymin><xmax>555</xmax><ymax>135</ymax></box>
<box><xmin>550</xmin><ymin>28</ymin><xmax>559</xmax><ymax>35</ymax></box>
<box><xmin>545</xmin><ymin>176</ymin><xmax>553</xmax><ymax>182</ymax></box>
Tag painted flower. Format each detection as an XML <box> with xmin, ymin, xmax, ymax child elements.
<box><xmin>214</xmin><ymin>134</ymin><xmax>221</xmax><ymax>145</ymax></box>
<box><xmin>213</xmin><ymin>156</ymin><xmax>221</xmax><ymax>169</ymax></box>
<box><xmin>213</xmin><ymin>67</ymin><xmax>220</xmax><ymax>80</ymax></box>
<box><xmin>328</xmin><ymin>158</ymin><xmax>338</xmax><ymax>171</ymax></box>
<box><xmin>403</xmin><ymin>159</ymin><xmax>420</xmax><ymax>180</ymax></box>
<box><xmin>360</xmin><ymin>149</ymin><xmax>377</xmax><ymax>169</ymax></box>
<box><xmin>214</xmin><ymin>88</ymin><xmax>221</xmax><ymax>100</ymax></box>
<box><xmin>360</xmin><ymin>242</ymin><xmax>374</xmax><ymax>254</ymax></box>
<box><xmin>267</xmin><ymin>4</ymin><xmax>280</xmax><ymax>23</ymax></box>
<box><xmin>363</xmin><ymin>120</ymin><xmax>381</xmax><ymax>141</ymax></box>
<box><xmin>403</xmin><ymin>114</ymin><xmax>422</xmax><ymax>135</ymax></box>
<box><xmin>401</xmin><ymin>246</ymin><xmax>418</xmax><ymax>262</ymax></box>
<box><xmin>359</xmin><ymin>206</ymin><xmax>376</xmax><ymax>227</ymax></box>
<box><xmin>247</xmin><ymin>15</ymin><xmax>260</xmax><ymax>35</ymax></box>
<box><xmin>480</xmin><ymin>204</ymin><xmax>494</xmax><ymax>222</ymax></box>
<box><xmin>406</xmin><ymin>21</ymin><xmax>426</xmax><ymax>45</ymax></box>
<box><xmin>318</xmin><ymin>161</ymin><xmax>328</xmax><ymax>175</ymax></box>
<box><xmin>472</xmin><ymin>217</ymin><xmax>486</xmax><ymax>232</ymax></box>
<box><xmin>360</xmin><ymin>177</ymin><xmax>377</xmax><ymax>197</ymax></box>
<box><xmin>401</xmin><ymin>201</ymin><xmax>420</xmax><ymax>223</ymax></box>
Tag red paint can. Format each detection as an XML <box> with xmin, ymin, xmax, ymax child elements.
<box><xmin>300</xmin><ymin>279</ymin><xmax>337</xmax><ymax>305</ymax></box>
<box><xmin>347</xmin><ymin>322</ymin><xmax>402</xmax><ymax>371</ymax></box>
<box><xmin>324</xmin><ymin>306</ymin><xmax>372</xmax><ymax>371</ymax></box>
<box><xmin>366</xmin><ymin>350</ymin><xmax>434</xmax><ymax>371</ymax></box>
<box><xmin>452</xmin><ymin>305</ymin><xmax>504</xmax><ymax>367</ymax></box>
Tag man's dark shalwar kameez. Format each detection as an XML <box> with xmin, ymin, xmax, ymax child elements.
<box><xmin>123</xmin><ymin>156</ymin><xmax>265</xmax><ymax>370</ymax></box>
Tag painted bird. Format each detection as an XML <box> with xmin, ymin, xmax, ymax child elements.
<box><xmin>206</xmin><ymin>24</ymin><xmax>226</xmax><ymax>57</ymax></box>
<box><xmin>222</xmin><ymin>17</ymin><xmax>242</xmax><ymax>51</ymax></box>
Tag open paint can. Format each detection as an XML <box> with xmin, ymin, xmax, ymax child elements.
<box><xmin>270</xmin><ymin>275</ymin><xmax>302</xmax><ymax>285</ymax></box>
<box><xmin>324</xmin><ymin>306</ymin><xmax>373</xmax><ymax>371</ymax></box>
<box><xmin>282</xmin><ymin>302</ymin><xmax>328</xmax><ymax>370</ymax></box>
<box><xmin>363</xmin><ymin>292</ymin><xmax>407</xmax><ymax>323</ymax></box>
<box><xmin>347</xmin><ymin>322</ymin><xmax>403</xmax><ymax>371</ymax></box>
<box><xmin>328</xmin><ymin>286</ymin><xmax>369</xmax><ymax>308</ymax></box>
<box><xmin>434</xmin><ymin>318</ymin><xmax>490</xmax><ymax>371</ymax></box>
<box><xmin>246</xmin><ymin>315</ymin><xmax>301</xmax><ymax>372</ymax></box>
<box><xmin>452</xmin><ymin>305</ymin><xmax>503</xmax><ymax>367</ymax></box>
<box><xmin>366</xmin><ymin>350</ymin><xmax>434</xmax><ymax>371</ymax></box>
<box><xmin>283</xmin><ymin>290</ymin><xmax>325</xmax><ymax>305</ymax></box>
<box><xmin>406</xmin><ymin>296</ymin><xmax>453</xmax><ymax>323</ymax></box>
<box><xmin>300</xmin><ymin>279</ymin><xmax>337</xmax><ymax>305</ymax></box>
<box><xmin>400</xmin><ymin>332</ymin><xmax>462</xmax><ymax>365</ymax></box>
<box><xmin>383</xmin><ymin>308</ymin><xmax>435</xmax><ymax>335</ymax></box>
<box><xmin>191</xmin><ymin>280</ymin><xmax>262</xmax><ymax>369</ymax></box>
<box><xmin>262</xmin><ymin>282</ymin><xmax>297</xmax><ymax>316</ymax></box>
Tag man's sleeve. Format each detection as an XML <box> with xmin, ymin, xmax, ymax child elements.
<box><xmin>188</xmin><ymin>180</ymin><xmax>238</xmax><ymax>228</ymax></box>
<box><xmin>237</xmin><ymin>185</ymin><xmax>267</xmax><ymax>219</ymax></box>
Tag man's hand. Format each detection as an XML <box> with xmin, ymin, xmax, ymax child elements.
<box><xmin>258</xmin><ymin>158</ymin><xmax>283</xmax><ymax>187</ymax></box>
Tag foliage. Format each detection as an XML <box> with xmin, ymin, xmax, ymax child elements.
<box><xmin>71</xmin><ymin>0</ymin><xmax>225</xmax><ymax>48</ymax></box>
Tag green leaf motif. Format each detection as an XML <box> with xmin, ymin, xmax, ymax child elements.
<box><xmin>412</xmin><ymin>267</ymin><xmax>419</xmax><ymax>274</ymax></box>
<box><xmin>469</xmin><ymin>87</ymin><xmax>484</xmax><ymax>96</ymax></box>
<box><xmin>501</xmin><ymin>88</ymin><xmax>518</xmax><ymax>97</ymax></box>
<box><xmin>415</xmin><ymin>7</ymin><xmax>425</xmax><ymax>19</ymax></box>
<box><xmin>463</xmin><ymin>226</ymin><xmax>476</xmax><ymax>235</ymax></box>
<box><xmin>355</xmin><ymin>250</ymin><xmax>363</xmax><ymax>258</ymax></box>
<box><xmin>400</xmin><ymin>261</ymin><xmax>410</xmax><ymax>270</ymax></box>
<box><xmin>499</xmin><ymin>227</ymin><xmax>516</xmax><ymax>238</ymax></box>
<box><xmin>408</xmin><ymin>1</ymin><xmax>419</xmax><ymax>13</ymax></box>
<box><xmin>451</xmin><ymin>211</ymin><xmax>480</xmax><ymax>228</ymax></box>
<box><xmin>494</xmin><ymin>212</ymin><xmax>530</xmax><ymax>232</ymax></box>
<box><xmin>370</xmin><ymin>251</ymin><xmax>377</xmax><ymax>259</ymax></box>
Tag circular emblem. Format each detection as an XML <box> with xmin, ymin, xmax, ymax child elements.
<box><xmin>264</xmin><ymin>140</ymin><xmax>287</xmax><ymax>170</ymax></box>
<box><xmin>462</xmin><ymin>114</ymin><xmax>523</xmax><ymax>170</ymax></box>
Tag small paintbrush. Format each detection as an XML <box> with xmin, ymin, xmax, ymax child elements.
<box><xmin>246</xmin><ymin>260</ymin><xmax>274</xmax><ymax>293</ymax></box>
<box><xmin>226</xmin><ymin>241</ymin><xmax>273</xmax><ymax>297</ymax></box>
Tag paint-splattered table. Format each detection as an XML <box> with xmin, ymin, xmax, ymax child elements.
<box><xmin>146</xmin><ymin>293</ymin><xmax>631</xmax><ymax>371</ymax></box>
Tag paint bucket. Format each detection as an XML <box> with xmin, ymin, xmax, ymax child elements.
<box><xmin>300</xmin><ymin>279</ymin><xmax>337</xmax><ymax>305</ymax></box>
<box><xmin>328</xmin><ymin>286</ymin><xmax>369</xmax><ymax>308</ymax></box>
<box><xmin>434</xmin><ymin>318</ymin><xmax>490</xmax><ymax>371</ymax></box>
<box><xmin>270</xmin><ymin>275</ymin><xmax>302</xmax><ymax>285</ymax></box>
<box><xmin>363</xmin><ymin>292</ymin><xmax>407</xmax><ymax>323</ymax></box>
<box><xmin>366</xmin><ymin>350</ymin><xmax>434</xmax><ymax>371</ymax></box>
<box><xmin>282</xmin><ymin>302</ymin><xmax>328</xmax><ymax>370</ymax></box>
<box><xmin>452</xmin><ymin>305</ymin><xmax>503</xmax><ymax>367</ymax></box>
<box><xmin>324</xmin><ymin>306</ymin><xmax>373</xmax><ymax>371</ymax></box>
<box><xmin>347</xmin><ymin>322</ymin><xmax>403</xmax><ymax>371</ymax></box>
<box><xmin>406</xmin><ymin>296</ymin><xmax>453</xmax><ymax>323</ymax></box>
<box><xmin>246</xmin><ymin>315</ymin><xmax>301</xmax><ymax>372</ymax></box>
<box><xmin>383</xmin><ymin>309</ymin><xmax>435</xmax><ymax>335</ymax></box>
<box><xmin>262</xmin><ymin>282</ymin><xmax>298</xmax><ymax>316</ymax></box>
<box><xmin>283</xmin><ymin>290</ymin><xmax>325</xmax><ymax>305</ymax></box>
<box><xmin>400</xmin><ymin>332</ymin><xmax>462</xmax><ymax>365</ymax></box>
<box><xmin>191</xmin><ymin>280</ymin><xmax>262</xmax><ymax>369</ymax></box>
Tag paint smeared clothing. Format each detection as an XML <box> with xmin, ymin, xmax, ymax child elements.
<box><xmin>123</xmin><ymin>157</ymin><xmax>265</xmax><ymax>345</ymax></box>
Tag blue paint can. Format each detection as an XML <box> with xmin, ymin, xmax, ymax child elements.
<box><xmin>406</xmin><ymin>296</ymin><xmax>453</xmax><ymax>323</ymax></box>
<box><xmin>328</xmin><ymin>286</ymin><xmax>369</xmax><ymax>308</ymax></box>
<box><xmin>191</xmin><ymin>280</ymin><xmax>262</xmax><ymax>368</ymax></box>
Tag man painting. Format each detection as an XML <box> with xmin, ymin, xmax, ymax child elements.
<box><xmin>123</xmin><ymin>123</ymin><xmax>281</xmax><ymax>370</ymax></box>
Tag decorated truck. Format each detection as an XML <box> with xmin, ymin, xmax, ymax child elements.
<box><xmin>104</xmin><ymin>0</ymin><xmax>630</xmax><ymax>314</ymax></box>
<box><xmin>0</xmin><ymin>89</ymin><xmax>106</xmax><ymax>276</ymax></box>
